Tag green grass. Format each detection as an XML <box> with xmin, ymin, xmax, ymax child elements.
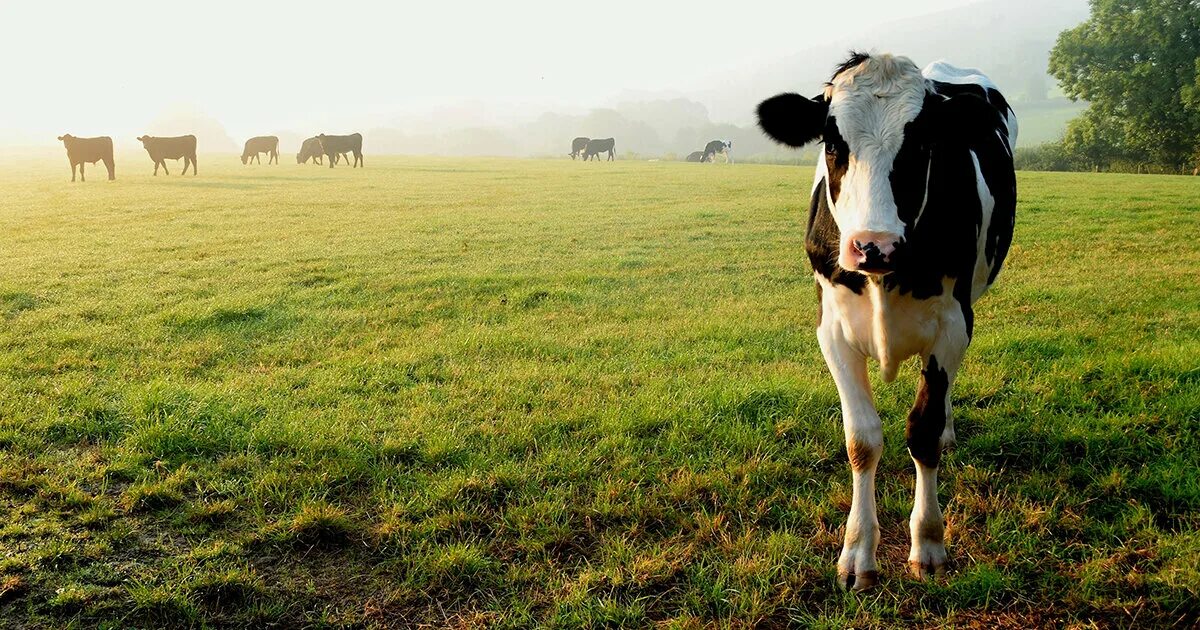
<box><xmin>0</xmin><ymin>155</ymin><xmax>1198</xmax><ymax>628</ymax></box>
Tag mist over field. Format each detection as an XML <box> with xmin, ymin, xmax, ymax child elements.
<box><xmin>3</xmin><ymin>0</ymin><xmax>1086</xmax><ymax>159</ymax></box>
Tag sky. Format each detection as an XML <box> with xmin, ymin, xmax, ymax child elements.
<box><xmin>1</xmin><ymin>0</ymin><xmax>998</xmax><ymax>146</ymax></box>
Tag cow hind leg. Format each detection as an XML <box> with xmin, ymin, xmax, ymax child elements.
<box><xmin>104</xmin><ymin>158</ymin><xmax>115</xmax><ymax>180</ymax></box>
<box><xmin>818</xmin><ymin>320</ymin><xmax>883</xmax><ymax>591</ymax></box>
<box><xmin>79</xmin><ymin>162</ymin><xmax>85</xmax><ymax>182</ymax></box>
<box><xmin>906</xmin><ymin>311</ymin><xmax>968</xmax><ymax>580</ymax></box>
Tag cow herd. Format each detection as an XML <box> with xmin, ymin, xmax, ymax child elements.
<box><xmin>58</xmin><ymin>130</ymin><xmax>734</xmax><ymax>181</ymax></box>
<box><xmin>55</xmin><ymin>132</ymin><xmax>367</xmax><ymax>181</ymax></box>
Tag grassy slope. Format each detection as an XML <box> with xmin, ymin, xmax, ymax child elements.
<box><xmin>0</xmin><ymin>156</ymin><xmax>1197</xmax><ymax>628</ymax></box>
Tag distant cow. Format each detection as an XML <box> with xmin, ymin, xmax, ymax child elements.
<box><xmin>569</xmin><ymin>137</ymin><xmax>590</xmax><ymax>160</ymax></box>
<box><xmin>297</xmin><ymin>136</ymin><xmax>325</xmax><ymax>165</ymax></box>
<box><xmin>136</xmin><ymin>135</ymin><xmax>197</xmax><ymax>175</ymax></box>
<box><xmin>702</xmin><ymin>140</ymin><xmax>732</xmax><ymax>163</ymax></box>
<box><xmin>57</xmin><ymin>134</ymin><xmax>114</xmax><ymax>182</ymax></box>
<box><xmin>242</xmin><ymin>136</ymin><xmax>279</xmax><ymax>165</ymax></box>
<box><xmin>685</xmin><ymin>150</ymin><xmax>706</xmax><ymax>162</ymax></box>
<box><xmin>582</xmin><ymin>137</ymin><xmax>616</xmax><ymax>161</ymax></box>
<box><xmin>317</xmin><ymin>133</ymin><xmax>363</xmax><ymax>168</ymax></box>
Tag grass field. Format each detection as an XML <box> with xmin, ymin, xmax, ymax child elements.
<box><xmin>1</xmin><ymin>155</ymin><xmax>1198</xmax><ymax>628</ymax></box>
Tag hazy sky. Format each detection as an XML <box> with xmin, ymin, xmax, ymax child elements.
<box><xmin>4</xmin><ymin>0</ymin><xmax>988</xmax><ymax>144</ymax></box>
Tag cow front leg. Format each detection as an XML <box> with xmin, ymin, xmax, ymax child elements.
<box><xmin>818</xmin><ymin>320</ymin><xmax>882</xmax><ymax>591</ymax></box>
<box><xmin>906</xmin><ymin>310</ymin><xmax>968</xmax><ymax>579</ymax></box>
<box><xmin>79</xmin><ymin>162</ymin><xmax>85</xmax><ymax>182</ymax></box>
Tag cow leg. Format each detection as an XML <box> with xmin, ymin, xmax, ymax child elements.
<box><xmin>104</xmin><ymin>158</ymin><xmax>115</xmax><ymax>180</ymax></box>
<box><xmin>79</xmin><ymin>162</ymin><xmax>85</xmax><ymax>182</ymax></box>
<box><xmin>817</xmin><ymin>318</ymin><xmax>882</xmax><ymax>591</ymax></box>
<box><xmin>906</xmin><ymin>308</ymin><xmax>969</xmax><ymax>580</ymax></box>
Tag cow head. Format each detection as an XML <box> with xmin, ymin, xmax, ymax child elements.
<box><xmin>57</xmin><ymin>134</ymin><xmax>73</xmax><ymax>143</ymax></box>
<box><xmin>758</xmin><ymin>53</ymin><xmax>936</xmax><ymax>275</ymax></box>
<box><xmin>296</xmin><ymin>152</ymin><xmax>305</xmax><ymax>164</ymax></box>
<box><xmin>136</xmin><ymin>136</ymin><xmax>149</xmax><ymax>147</ymax></box>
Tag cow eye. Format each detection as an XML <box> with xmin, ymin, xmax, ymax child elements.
<box><xmin>824</xmin><ymin>143</ymin><xmax>837</xmax><ymax>156</ymax></box>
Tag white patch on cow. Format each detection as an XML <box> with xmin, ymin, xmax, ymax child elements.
<box><xmin>820</xmin><ymin>274</ymin><xmax>951</xmax><ymax>384</ymax></box>
<box><xmin>914</xmin><ymin>160</ymin><xmax>932</xmax><ymax>227</ymax></box>
<box><xmin>969</xmin><ymin>151</ymin><xmax>997</xmax><ymax>302</ymax></box>
<box><xmin>826</xmin><ymin>55</ymin><xmax>928</xmax><ymax>248</ymax></box>
<box><xmin>816</xmin><ymin>278</ymin><xmax>883</xmax><ymax>586</ymax></box>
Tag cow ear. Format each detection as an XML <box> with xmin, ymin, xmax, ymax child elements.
<box><xmin>757</xmin><ymin>93</ymin><xmax>828</xmax><ymax>148</ymax></box>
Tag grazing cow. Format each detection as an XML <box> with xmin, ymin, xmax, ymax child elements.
<box><xmin>685</xmin><ymin>150</ymin><xmax>706</xmax><ymax>162</ymax></box>
<box><xmin>569</xmin><ymin>136</ymin><xmax>590</xmax><ymax>160</ymax></box>
<box><xmin>136</xmin><ymin>135</ymin><xmax>198</xmax><ymax>176</ymax></box>
<box><xmin>317</xmin><ymin>133</ymin><xmax>363</xmax><ymax>168</ymax></box>
<box><xmin>242</xmin><ymin>136</ymin><xmax>279</xmax><ymax>165</ymax></box>
<box><xmin>297</xmin><ymin>136</ymin><xmax>325</xmax><ymax>165</ymax></box>
<box><xmin>756</xmin><ymin>53</ymin><xmax>1017</xmax><ymax>590</ymax></box>
<box><xmin>702</xmin><ymin>140</ymin><xmax>733</xmax><ymax>163</ymax></box>
<box><xmin>57</xmin><ymin>134</ymin><xmax>115</xmax><ymax>182</ymax></box>
<box><xmin>581</xmin><ymin>137</ymin><xmax>616</xmax><ymax>161</ymax></box>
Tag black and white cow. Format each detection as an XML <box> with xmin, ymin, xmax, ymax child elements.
<box><xmin>702</xmin><ymin>140</ymin><xmax>733</xmax><ymax>163</ymax></box>
<box><xmin>757</xmin><ymin>53</ymin><xmax>1016</xmax><ymax>590</ymax></box>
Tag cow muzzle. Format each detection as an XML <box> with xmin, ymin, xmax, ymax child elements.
<box><xmin>843</xmin><ymin>231</ymin><xmax>902</xmax><ymax>275</ymax></box>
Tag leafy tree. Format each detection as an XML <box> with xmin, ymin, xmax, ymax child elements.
<box><xmin>1049</xmin><ymin>0</ymin><xmax>1200</xmax><ymax>173</ymax></box>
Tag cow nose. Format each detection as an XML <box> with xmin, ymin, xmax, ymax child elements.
<box><xmin>846</xmin><ymin>231</ymin><xmax>902</xmax><ymax>273</ymax></box>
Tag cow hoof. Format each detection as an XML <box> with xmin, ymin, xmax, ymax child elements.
<box><xmin>908</xmin><ymin>544</ymin><xmax>947</xmax><ymax>580</ymax></box>
<box><xmin>838</xmin><ymin>569</ymin><xmax>879</xmax><ymax>592</ymax></box>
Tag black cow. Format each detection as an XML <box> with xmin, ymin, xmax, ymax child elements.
<box><xmin>581</xmin><ymin>137</ymin><xmax>615</xmax><ymax>161</ymax></box>
<box><xmin>757</xmin><ymin>53</ymin><xmax>1017</xmax><ymax>591</ymax></box>
<box><xmin>702</xmin><ymin>140</ymin><xmax>732</xmax><ymax>163</ymax></box>
<box><xmin>242</xmin><ymin>136</ymin><xmax>279</xmax><ymax>165</ymax></box>
<box><xmin>569</xmin><ymin>136</ymin><xmax>590</xmax><ymax>160</ymax></box>
<box><xmin>297</xmin><ymin>136</ymin><xmax>322</xmax><ymax>165</ymax></box>
<box><xmin>136</xmin><ymin>135</ymin><xmax>198</xmax><ymax>176</ymax></box>
<box><xmin>57</xmin><ymin>134</ymin><xmax>115</xmax><ymax>182</ymax></box>
<box><xmin>685</xmin><ymin>150</ymin><xmax>706</xmax><ymax>162</ymax></box>
<box><xmin>317</xmin><ymin>133</ymin><xmax>363</xmax><ymax>168</ymax></box>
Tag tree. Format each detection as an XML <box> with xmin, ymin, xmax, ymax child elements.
<box><xmin>1049</xmin><ymin>0</ymin><xmax>1200</xmax><ymax>173</ymax></box>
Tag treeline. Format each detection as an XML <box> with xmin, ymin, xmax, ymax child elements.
<box><xmin>1022</xmin><ymin>0</ymin><xmax>1200</xmax><ymax>174</ymax></box>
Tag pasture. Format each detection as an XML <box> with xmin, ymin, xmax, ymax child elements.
<box><xmin>0</xmin><ymin>156</ymin><xmax>1197</xmax><ymax>628</ymax></box>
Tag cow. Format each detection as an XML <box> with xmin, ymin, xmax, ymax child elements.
<box><xmin>569</xmin><ymin>136</ymin><xmax>590</xmax><ymax>160</ymax></box>
<box><xmin>702</xmin><ymin>140</ymin><xmax>733</xmax><ymax>163</ymax></box>
<box><xmin>136</xmin><ymin>135</ymin><xmax>198</xmax><ymax>176</ymax></box>
<box><xmin>297</xmin><ymin>136</ymin><xmax>325</xmax><ymax>165</ymax></box>
<box><xmin>242</xmin><ymin>136</ymin><xmax>279</xmax><ymax>165</ymax></box>
<box><xmin>685</xmin><ymin>150</ymin><xmax>707</xmax><ymax>162</ymax></box>
<box><xmin>57</xmin><ymin>135</ymin><xmax>115</xmax><ymax>182</ymax></box>
<box><xmin>317</xmin><ymin>133</ymin><xmax>363</xmax><ymax>168</ymax></box>
<box><xmin>581</xmin><ymin>137</ymin><xmax>616</xmax><ymax>161</ymax></box>
<box><xmin>756</xmin><ymin>52</ymin><xmax>1017</xmax><ymax>591</ymax></box>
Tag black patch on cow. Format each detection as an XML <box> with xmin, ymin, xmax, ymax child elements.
<box><xmin>906</xmin><ymin>355</ymin><xmax>948</xmax><ymax>469</ymax></box>
<box><xmin>806</xmin><ymin>180</ymin><xmax>865</xmax><ymax>294</ymax></box>
<box><xmin>823</xmin><ymin>117</ymin><xmax>850</xmax><ymax>203</ymax></box>
<box><xmin>757</xmin><ymin>93</ymin><xmax>829</xmax><ymax>148</ymax></box>
<box><xmin>806</xmin><ymin>178</ymin><xmax>864</xmax><ymax>292</ymax></box>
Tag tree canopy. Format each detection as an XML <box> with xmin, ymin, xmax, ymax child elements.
<box><xmin>1049</xmin><ymin>0</ymin><xmax>1200</xmax><ymax>172</ymax></box>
